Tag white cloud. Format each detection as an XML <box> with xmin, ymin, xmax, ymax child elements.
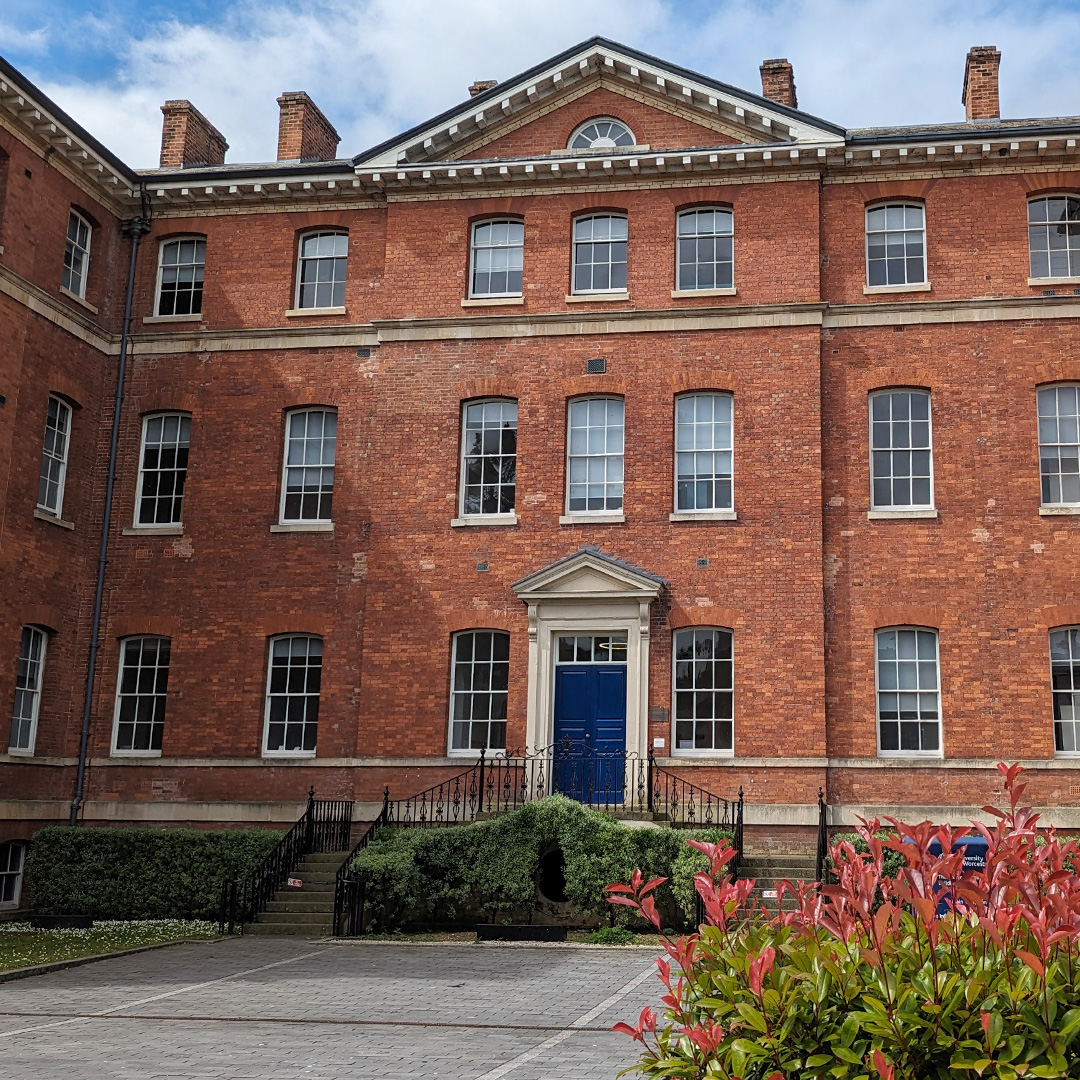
<box><xmin>11</xmin><ymin>0</ymin><xmax>1080</xmax><ymax>168</ymax></box>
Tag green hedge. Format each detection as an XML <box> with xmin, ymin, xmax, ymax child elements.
<box><xmin>351</xmin><ymin>795</ymin><xmax>732</xmax><ymax>931</ymax></box>
<box><xmin>26</xmin><ymin>825</ymin><xmax>282</xmax><ymax>920</ymax></box>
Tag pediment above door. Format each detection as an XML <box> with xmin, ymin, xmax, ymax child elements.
<box><xmin>511</xmin><ymin>546</ymin><xmax>664</xmax><ymax>603</ymax></box>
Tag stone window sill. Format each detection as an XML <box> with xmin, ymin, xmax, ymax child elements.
<box><xmin>451</xmin><ymin>514</ymin><xmax>518</xmax><ymax>527</ymax></box>
<box><xmin>270</xmin><ymin>521</ymin><xmax>334</xmax><ymax>533</ymax></box>
<box><xmin>867</xmin><ymin>508</ymin><xmax>938</xmax><ymax>520</ymax></box>
<box><xmin>863</xmin><ymin>282</ymin><xmax>932</xmax><ymax>295</ymax></box>
<box><xmin>59</xmin><ymin>285</ymin><xmax>99</xmax><ymax>313</ymax></box>
<box><xmin>670</xmin><ymin>287</ymin><xmax>736</xmax><ymax>298</ymax></box>
<box><xmin>670</xmin><ymin>750</ymin><xmax>735</xmax><ymax>759</ymax></box>
<box><xmin>1029</xmin><ymin>276</ymin><xmax>1080</xmax><ymax>286</ymax></box>
<box><xmin>6</xmin><ymin>748</ymin><xmax>34</xmax><ymax>758</ymax></box>
<box><xmin>877</xmin><ymin>752</ymin><xmax>944</xmax><ymax>761</ymax></box>
<box><xmin>559</xmin><ymin>513</ymin><xmax>625</xmax><ymax>525</ymax></box>
<box><xmin>564</xmin><ymin>292</ymin><xmax>630</xmax><ymax>303</ymax></box>
<box><xmin>263</xmin><ymin>751</ymin><xmax>317</xmax><ymax>760</ymax></box>
<box><xmin>122</xmin><ymin>525</ymin><xmax>183</xmax><ymax>536</ymax></box>
<box><xmin>669</xmin><ymin>510</ymin><xmax>737</xmax><ymax>522</ymax></box>
<box><xmin>1040</xmin><ymin>505</ymin><xmax>1080</xmax><ymax>515</ymax></box>
<box><xmin>34</xmin><ymin>508</ymin><xmax>74</xmax><ymax>530</ymax></box>
<box><xmin>461</xmin><ymin>296</ymin><xmax>523</xmax><ymax>307</ymax></box>
<box><xmin>143</xmin><ymin>313</ymin><xmax>203</xmax><ymax>324</ymax></box>
<box><xmin>111</xmin><ymin>750</ymin><xmax>162</xmax><ymax>759</ymax></box>
<box><xmin>284</xmin><ymin>307</ymin><xmax>346</xmax><ymax>317</ymax></box>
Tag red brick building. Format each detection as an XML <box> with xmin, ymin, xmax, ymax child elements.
<box><xmin>3</xmin><ymin>37</ymin><xmax>1080</xmax><ymax>904</ymax></box>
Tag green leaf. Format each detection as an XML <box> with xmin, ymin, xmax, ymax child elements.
<box><xmin>807</xmin><ymin>1055</ymin><xmax>832</xmax><ymax>1067</ymax></box>
<box><xmin>834</xmin><ymin>1046</ymin><xmax>864</xmax><ymax>1065</ymax></box>
<box><xmin>733</xmin><ymin>1003</ymin><xmax>768</xmax><ymax>1033</ymax></box>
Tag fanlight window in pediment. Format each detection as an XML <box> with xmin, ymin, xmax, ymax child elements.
<box><xmin>569</xmin><ymin>118</ymin><xmax>635</xmax><ymax>150</ymax></box>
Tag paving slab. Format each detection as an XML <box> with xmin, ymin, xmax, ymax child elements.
<box><xmin>0</xmin><ymin>938</ymin><xmax>666</xmax><ymax>1079</ymax></box>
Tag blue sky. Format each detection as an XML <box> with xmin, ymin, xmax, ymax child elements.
<box><xmin>3</xmin><ymin>0</ymin><xmax>1080</xmax><ymax>168</ymax></box>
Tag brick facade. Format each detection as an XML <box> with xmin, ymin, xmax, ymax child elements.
<box><xmin>2</xmin><ymin>38</ymin><xmax>1080</xmax><ymax>891</ymax></box>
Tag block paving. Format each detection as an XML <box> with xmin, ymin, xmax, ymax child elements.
<box><xmin>0</xmin><ymin>938</ymin><xmax>663</xmax><ymax>1079</ymax></box>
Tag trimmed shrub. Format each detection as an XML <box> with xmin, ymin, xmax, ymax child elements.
<box><xmin>350</xmin><ymin>795</ymin><xmax>732</xmax><ymax>931</ymax></box>
<box><xmin>26</xmin><ymin>825</ymin><xmax>281</xmax><ymax>920</ymax></box>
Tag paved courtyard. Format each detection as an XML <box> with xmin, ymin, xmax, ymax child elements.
<box><xmin>0</xmin><ymin>938</ymin><xmax>663</xmax><ymax>1079</ymax></box>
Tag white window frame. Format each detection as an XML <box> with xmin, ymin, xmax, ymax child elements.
<box><xmin>565</xmin><ymin>396</ymin><xmax>625</xmax><ymax>515</ymax></box>
<box><xmin>869</xmin><ymin>389</ymin><xmax>934</xmax><ymax>511</ymax></box>
<box><xmin>671</xmin><ymin>627</ymin><xmax>734</xmax><ymax>758</ymax></box>
<box><xmin>673</xmin><ymin>393</ymin><xmax>734</xmax><ymax>514</ymax></box>
<box><xmin>279</xmin><ymin>408</ymin><xmax>337</xmax><ymax>524</ymax></box>
<box><xmin>0</xmin><ymin>841</ymin><xmax>26</xmax><ymax>909</ymax></box>
<box><xmin>448</xmin><ymin>630</ymin><xmax>510</xmax><ymax>756</ymax></box>
<box><xmin>155</xmin><ymin>236</ymin><xmax>206</xmax><ymax>317</ymax></box>
<box><xmin>62</xmin><ymin>209</ymin><xmax>92</xmax><ymax>299</ymax></box>
<box><xmin>875</xmin><ymin>626</ymin><xmax>942</xmax><ymax>758</ymax></box>
<box><xmin>1028</xmin><ymin>195</ymin><xmax>1080</xmax><ymax>280</ymax></box>
<box><xmin>458</xmin><ymin>399</ymin><xmax>518</xmax><ymax>519</ymax></box>
<box><xmin>9</xmin><ymin>626</ymin><xmax>47</xmax><ymax>756</ymax></box>
<box><xmin>111</xmin><ymin>636</ymin><xmax>170</xmax><ymax>757</ymax></box>
<box><xmin>675</xmin><ymin>207</ymin><xmax>734</xmax><ymax>292</ymax></box>
<box><xmin>568</xmin><ymin>118</ymin><xmax>636</xmax><ymax>150</ymax></box>
<box><xmin>263</xmin><ymin>634</ymin><xmax>322</xmax><ymax>758</ymax></box>
<box><xmin>37</xmin><ymin>395</ymin><xmax>72</xmax><ymax>518</ymax></box>
<box><xmin>468</xmin><ymin>219</ymin><xmax>524</xmax><ymax>299</ymax></box>
<box><xmin>1050</xmin><ymin>627</ymin><xmax>1080</xmax><ymax>757</ymax></box>
<box><xmin>865</xmin><ymin>202</ymin><xmax>926</xmax><ymax>288</ymax></box>
<box><xmin>571</xmin><ymin>214</ymin><xmax>628</xmax><ymax>295</ymax></box>
<box><xmin>1037</xmin><ymin>385</ymin><xmax>1080</xmax><ymax>508</ymax></box>
<box><xmin>294</xmin><ymin>230</ymin><xmax>348</xmax><ymax>311</ymax></box>
<box><xmin>134</xmin><ymin>412</ymin><xmax>191</xmax><ymax>527</ymax></box>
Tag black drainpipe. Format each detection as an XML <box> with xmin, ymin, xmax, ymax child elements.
<box><xmin>69</xmin><ymin>185</ymin><xmax>152</xmax><ymax>826</ymax></box>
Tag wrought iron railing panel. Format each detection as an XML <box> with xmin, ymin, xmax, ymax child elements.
<box><xmin>219</xmin><ymin>788</ymin><xmax>354</xmax><ymax>934</ymax></box>
<box><xmin>224</xmin><ymin>750</ymin><xmax>746</xmax><ymax>937</ymax></box>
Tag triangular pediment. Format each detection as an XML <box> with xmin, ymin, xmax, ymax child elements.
<box><xmin>355</xmin><ymin>37</ymin><xmax>844</xmax><ymax>169</ymax></box>
<box><xmin>511</xmin><ymin>546</ymin><xmax>665</xmax><ymax>602</ymax></box>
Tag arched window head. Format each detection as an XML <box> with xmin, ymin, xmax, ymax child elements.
<box><xmin>569</xmin><ymin>118</ymin><xmax>635</xmax><ymax>150</ymax></box>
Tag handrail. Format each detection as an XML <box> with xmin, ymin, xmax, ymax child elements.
<box><xmin>815</xmin><ymin>787</ymin><xmax>828</xmax><ymax>884</ymax></box>
<box><xmin>323</xmin><ymin>747</ymin><xmax>746</xmax><ymax>937</ymax></box>
<box><xmin>219</xmin><ymin>788</ymin><xmax>353</xmax><ymax>934</ymax></box>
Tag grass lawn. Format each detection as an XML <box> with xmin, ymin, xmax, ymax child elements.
<box><xmin>0</xmin><ymin>919</ymin><xmax>218</xmax><ymax>973</ymax></box>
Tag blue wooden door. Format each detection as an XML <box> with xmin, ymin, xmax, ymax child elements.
<box><xmin>553</xmin><ymin>665</ymin><xmax>627</xmax><ymax>801</ymax></box>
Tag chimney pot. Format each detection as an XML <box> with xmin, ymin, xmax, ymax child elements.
<box><xmin>276</xmin><ymin>91</ymin><xmax>341</xmax><ymax>162</ymax></box>
<box><xmin>962</xmin><ymin>45</ymin><xmax>1001</xmax><ymax>121</ymax></box>
<box><xmin>759</xmin><ymin>58</ymin><xmax>797</xmax><ymax>109</ymax></box>
<box><xmin>469</xmin><ymin>80</ymin><xmax>498</xmax><ymax>98</ymax></box>
<box><xmin>159</xmin><ymin>100</ymin><xmax>228</xmax><ymax>168</ymax></box>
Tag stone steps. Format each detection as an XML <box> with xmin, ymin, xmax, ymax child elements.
<box><xmin>248</xmin><ymin>850</ymin><xmax>350</xmax><ymax>936</ymax></box>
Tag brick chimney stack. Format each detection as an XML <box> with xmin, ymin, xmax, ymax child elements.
<box><xmin>159</xmin><ymin>100</ymin><xmax>228</xmax><ymax>168</ymax></box>
<box><xmin>759</xmin><ymin>59</ymin><xmax>797</xmax><ymax>109</ymax></box>
<box><xmin>469</xmin><ymin>80</ymin><xmax>498</xmax><ymax>98</ymax></box>
<box><xmin>962</xmin><ymin>46</ymin><xmax>1001</xmax><ymax>121</ymax></box>
<box><xmin>276</xmin><ymin>92</ymin><xmax>341</xmax><ymax>162</ymax></box>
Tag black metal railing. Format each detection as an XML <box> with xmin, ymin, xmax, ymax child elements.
<box><xmin>815</xmin><ymin>787</ymin><xmax>828</xmax><ymax>884</ymax></box>
<box><xmin>329</xmin><ymin>743</ymin><xmax>743</xmax><ymax>936</ymax></box>
<box><xmin>219</xmin><ymin>787</ymin><xmax>354</xmax><ymax>934</ymax></box>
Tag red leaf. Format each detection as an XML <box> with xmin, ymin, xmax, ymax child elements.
<box><xmin>872</xmin><ymin>1049</ymin><xmax>895</xmax><ymax>1080</ymax></box>
<box><xmin>1016</xmin><ymin>949</ymin><xmax>1045</xmax><ymax>977</ymax></box>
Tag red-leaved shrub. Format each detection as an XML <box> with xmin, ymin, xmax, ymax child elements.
<box><xmin>608</xmin><ymin>764</ymin><xmax>1080</xmax><ymax>1079</ymax></box>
